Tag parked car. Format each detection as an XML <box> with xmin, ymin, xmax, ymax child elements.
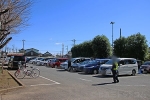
<box><xmin>99</xmin><ymin>58</ymin><xmax>138</xmax><ymax>76</ymax></box>
<box><xmin>60</xmin><ymin>60</ymin><xmax>68</xmax><ymax>70</ymax></box>
<box><xmin>50</xmin><ymin>58</ymin><xmax>68</xmax><ymax>68</ymax></box>
<box><xmin>61</xmin><ymin>57</ymin><xmax>91</xmax><ymax>70</ymax></box>
<box><xmin>26</xmin><ymin>57</ymin><xmax>36</xmax><ymax>63</ymax></box>
<box><xmin>7</xmin><ymin>53</ymin><xmax>26</xmax><ymax>69</ymax></box>
<box><xmin>29</xmin><ymin>57</ymin><xmax>43</xmax><ymax>64</ymax></box>
<box><xmin>36</xmin><ymin>58</ymin><xmax>46</xmax><ymax>66</ymax></box>
<box><xmin>72</xmin><ymin>60</ymin><xmax>90</xmax><ymax>72</ymax></box>
<box><xmin>44</xmin><ymin>58</ymin><xmax>54</xmax><ymax>66</ymax></box>
<box><xmin>83</xmin><ymin>59</ymin><xmax>110</xmax><ymax>74</ymax></box>
<box><xmin>140</xmin><ymin>61</ymin><xmax>150</xmax><ymax>73</ymax></box>
<box><xmin>0</xmin><ymin>57</ymin><xmax>10</xmax><ymax>69</ymax></box>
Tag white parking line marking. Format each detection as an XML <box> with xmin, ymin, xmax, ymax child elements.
<box><xmin>30</xmin><ymin>83</ymin><xmax>57</xmax><ymax>87</ymax></box>
<box><xmin>79</xmin><ymin>78</ymin><xmax>92</xmax><ymax>82</ymax></box>
<box><xmin>39</xmin><ymin>76</ymin><xmax>60</xmax><ymax>84</ymax></box>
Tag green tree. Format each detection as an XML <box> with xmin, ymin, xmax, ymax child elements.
<box><xmin>126</xmin><ymin>33</ymin><xmax>148</xmax><ymax>60</ymax></box>
<box><xmin>71</xmin><ymin>41</ymin><xmax>94</xmax><ymax>57</ymax></box>
<box><xmin>114</xmin><ymin>37</ymin><xmax>127</xmax><ymax>57</ymax></box>
<box><xmin>81</xmin><ymin>41</ymin><xmax>93</xmax><ymax>57</ymax></box>
<box><xmin>114</xmin><ymin>33</ymin><xmax>148</xmax><ymax>60</ymax></box>
<box><xmin>92</xmin><ymin>35</ymin><xmax>111</xmax><ymax>58</ymax></box>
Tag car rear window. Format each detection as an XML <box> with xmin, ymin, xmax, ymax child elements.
<box><xmin>143</xmin><ymin>62</ymin><xmax>150</xmax><ymax>65</ymax></box>
<box><xmin>13</xmin><ymin>56</ymin><xmax>25</xmax><ymax>61</ymax></box>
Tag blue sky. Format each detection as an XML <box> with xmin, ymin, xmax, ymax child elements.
<box><xmin>6</xmin><ymin>0</ymin><xmax>150</xmax><ymax>55</ymax></box>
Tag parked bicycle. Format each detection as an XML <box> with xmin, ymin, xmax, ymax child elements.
<box><xmin>14</xmin><ymin>61</ymin><xmax>40</xmax><ymax>79</ymax></box>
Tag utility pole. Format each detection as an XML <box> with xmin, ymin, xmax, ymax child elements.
<box><xmin>110</xmin><ymin>22</ymin><xmax>115</xmax><ymax>55</ymax></box>
<box><xmin>72</xmin><ymin>39</ymin><xmax>76</xmax><ymax>46</ymax></box>
<box><xmin>12</xmin><ymin>45</ymin><xmax>14</xmax><ymax>53</ymax></box>
<box><xmin>60</xmin><ymin>51</ymin><xmax>61</xmax><ymax>57</ymax></box>
<box><xmin>22</xmin><ymin>40</ymin><xmax>25</xmax><ymax>54</ymax></box>
<box><xmin>62</xmin><ymin>44</ymin><xmax>64</xmax><ymax>57</ymax></box>
<box><xmin>66</xmin><ymin>46</ymin><xmax>68</xmax><ymax>54</ymax></box>
<box><xmin>16</xmin><ymin>48</ymin><xmax>18</xmax><ymax>53</ymax></box>
<box><xmin>120</xmin><ymin>28</ymin><xmax>122</xmax><ymax>39</ymax></box>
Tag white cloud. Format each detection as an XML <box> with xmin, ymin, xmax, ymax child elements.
<box><xmin>55</xmin><ymin>43</ymin><xmax>62</xmax><ymax>45</ymax></box>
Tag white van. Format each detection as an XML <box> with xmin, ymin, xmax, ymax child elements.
<box><xmin>99</xmin><ymin>58</ymin><xmax>138</xmax><ymax>76</ymax></box>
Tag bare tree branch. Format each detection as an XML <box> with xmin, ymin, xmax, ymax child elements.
<box><xmin>0</xmin><ymin>0</ymin><xmax>32</xmax><ymax>49</ymax></box>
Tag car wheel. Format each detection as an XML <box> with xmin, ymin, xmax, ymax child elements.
<box><xmin>132</xmin><ymin>70</ymin><xmax>136</xmax><ymax>76</ymax></box>
<box><xmin>143</xmin><ymin>70</ymin><xmax>147</xmax><ymax>74</ymax></box>
<box><xmin>93</xmin><ymin>70</ymin><xmax>98</xmax><ymax>74</ymax></box>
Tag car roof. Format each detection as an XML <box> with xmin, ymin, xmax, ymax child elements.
<box><xmin>96</xmin><ymin>59</ymin><xmax>110</xmax><ymax>60</ymax></box>
<box><xmin>117</xmin><ymin>58</ymin><xmax>136</xmax><ymax>60</ymax></box>
<box><xmin>73</xmin><ymin>57</ymin><xmax>90</xmax><ymax>59</ymax></box>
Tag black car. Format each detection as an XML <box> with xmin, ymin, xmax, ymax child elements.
<box><xmin>83</xmin><ymin>59</ymin><xmax>110</xmax><ymax>74</ymax></box>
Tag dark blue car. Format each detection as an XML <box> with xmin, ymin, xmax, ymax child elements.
<box><xmin>72</xmin><ymin>60</ymin><xmax>90</xmax><ymax>72</ymax></box>
<box><xmin>83</xmin><ymin>59</ymin><xmax>110</xmax><ymax>74</ymax></box>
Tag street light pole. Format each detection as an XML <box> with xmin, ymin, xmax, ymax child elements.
<box><xmin>22</xmin><ymin>40</ymin><xmax>25</xmax><ymax>54</ymax></box>
<box><xmin>110</xmin><ymin>22</ymin><xmax>115</xmax><ymax>55</ymax></box>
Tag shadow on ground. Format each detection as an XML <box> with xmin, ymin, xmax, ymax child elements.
<box><xmin>92</xmin><ymin>82</ymin><xmax>116</xmax><ymax>86</ymax></box>
<box><xmin>78</xmin><ymin>72</ymin><xmax>93</xmax><ymax>75</ymax></box>
<box><xmin>56</xmin><ymin>69</ymin><xmax>67</xmax><ymax>72</ymax></box>
<box><xmin>93</xmin><ymin>74</ymin><xmax>134</xmax><ymax>78</ymax></box>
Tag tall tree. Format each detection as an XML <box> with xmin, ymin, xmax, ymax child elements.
<box><xmin>126</xmin><ymin>33</ymin><xmax>148</xmax><ymax>60</ymax></box>
<box><xmin>71</xmin><ymin>41</ymin><xmax>94</xmax><ymax>57</ymax></box>
<box><xmin>0</xmin><ymin>0</ymin><xmax>32</xmax><ymax>49</ymax></box>
<box><xmin>113</xmin><ymin>33</ymin><xmax>148</xmax><ymax>60</ymax></box>
<box><xmin>113</xmin><ymin>37</ymin><xmax>127</xmax><ymax>57</ymax></box>
<box><xmin>92</xmin><ymin>35</ymin><xmax>111</xmax><ymax>58</ymax></box>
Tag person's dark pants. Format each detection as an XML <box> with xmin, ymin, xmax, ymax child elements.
<box><xmin>112</xmin><ymin>70</ymin><xmax>119</xmax><ymax>83</ymax></box>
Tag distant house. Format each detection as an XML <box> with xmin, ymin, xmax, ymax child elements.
<box><xmin>19</xmin><ymin>48</ymin><xmax>40</xmax><ymax>56</ymax></box>
<box><xmin>42</xmin><ymin>51</ymin><xmax>52</xmax><ymax>57</ymax></box>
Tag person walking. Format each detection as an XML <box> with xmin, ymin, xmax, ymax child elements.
<box><xmin>112</xmin><ymin>58</ymin><xmax>119</xmax><ymax>83</ymax></box>
<box><xmin>68</xmin><ymin>57</ymin><xmax>72</xmax><ymax>71</ymax></box>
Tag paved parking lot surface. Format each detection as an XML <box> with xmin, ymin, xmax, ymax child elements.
<box><xmin>2</xmin><ymin>64</ymin><xmax>150</xmax><ymax>100</ymax></box>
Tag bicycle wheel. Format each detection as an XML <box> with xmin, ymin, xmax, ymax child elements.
<box><xmin>31</xmin><ymin>68</ymin><xmax>40</xmax><ymax>78</ymax></box>
<box><xmin>14</xmin><ymin>69</ymin><xmax>25</xmax><ymax>79</ymax></box>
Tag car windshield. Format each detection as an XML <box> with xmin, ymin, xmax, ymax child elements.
<box><xmin>41</xmin><ymin>59</ymin><xmax>45</xmax><ymax>61</ymax></box>
<box><xmin>143</xmin><ymin>62</ymin><xmax>150</xmax><ymax>65</ymax></box>
<box><xmin>80</xmin><ymin>60</ymin><xmax>89</xmax><ymax>64</ymax></box>
<box><xmin>105</xmin><ymin>59</ymin><xmax>113</xmax><ymax>65</ymax></box>
<box><xmin>37</xmin><ymin>58</ymin><xmax>43</xmax><ymax>60</ymax></box>
<box><xmin>71</xmin><ymin>58</ymin><xmax>75</xmax><ymax>62</ymax></box>
<box><xmin>13</xmin><ymin>56</ymin><xmax>25</xmax><ymax>61</ymax></box>
<box><xmin>88</xmin><ymin>60</ymin><xmax>98</xmax><ymax>64</ymax></box>
<box><xmin>45</xmin><ymin>59</ymin><xmax>50</xmax><ymax>61</ymax></box>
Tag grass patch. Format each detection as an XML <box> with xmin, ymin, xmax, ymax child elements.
<box><xmin>0</xmin><ymin>70</ymin><xmax>20</xmax><ymax>90</ymax></box>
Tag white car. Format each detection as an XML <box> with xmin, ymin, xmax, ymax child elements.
<box><xmin>61</xmin><ymin>58</ymin><xmax>91</xmax><ymax>70</ymax></box>
<box><xmin>29</xmin><ymin>57</ymin><xmax>43</xmax><ymax>64</ymax></box>
<box><xmin>36</xmin><ymin>58</ymin><xmax>50</xmax><ymax>66</ymax></box>
<box><xmin>99</xmin><ymin>58</ymin><xmax>138</xmax><ymax>76</ymax></box>
<box><xmin>60</xmin><ymin>61</ymin><xmax>68</xmax><ymax>70</ymax></box>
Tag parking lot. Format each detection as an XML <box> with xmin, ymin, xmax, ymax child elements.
<box><xmin>2</xmin><ymin>64</ymin><xmax>150</xmax><ymax>100</ymax></box>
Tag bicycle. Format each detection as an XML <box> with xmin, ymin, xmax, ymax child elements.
<box><xmin>14</xmin><ymin>61</ymin><xmax>40</xmax><ymax>79</ymax></box>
